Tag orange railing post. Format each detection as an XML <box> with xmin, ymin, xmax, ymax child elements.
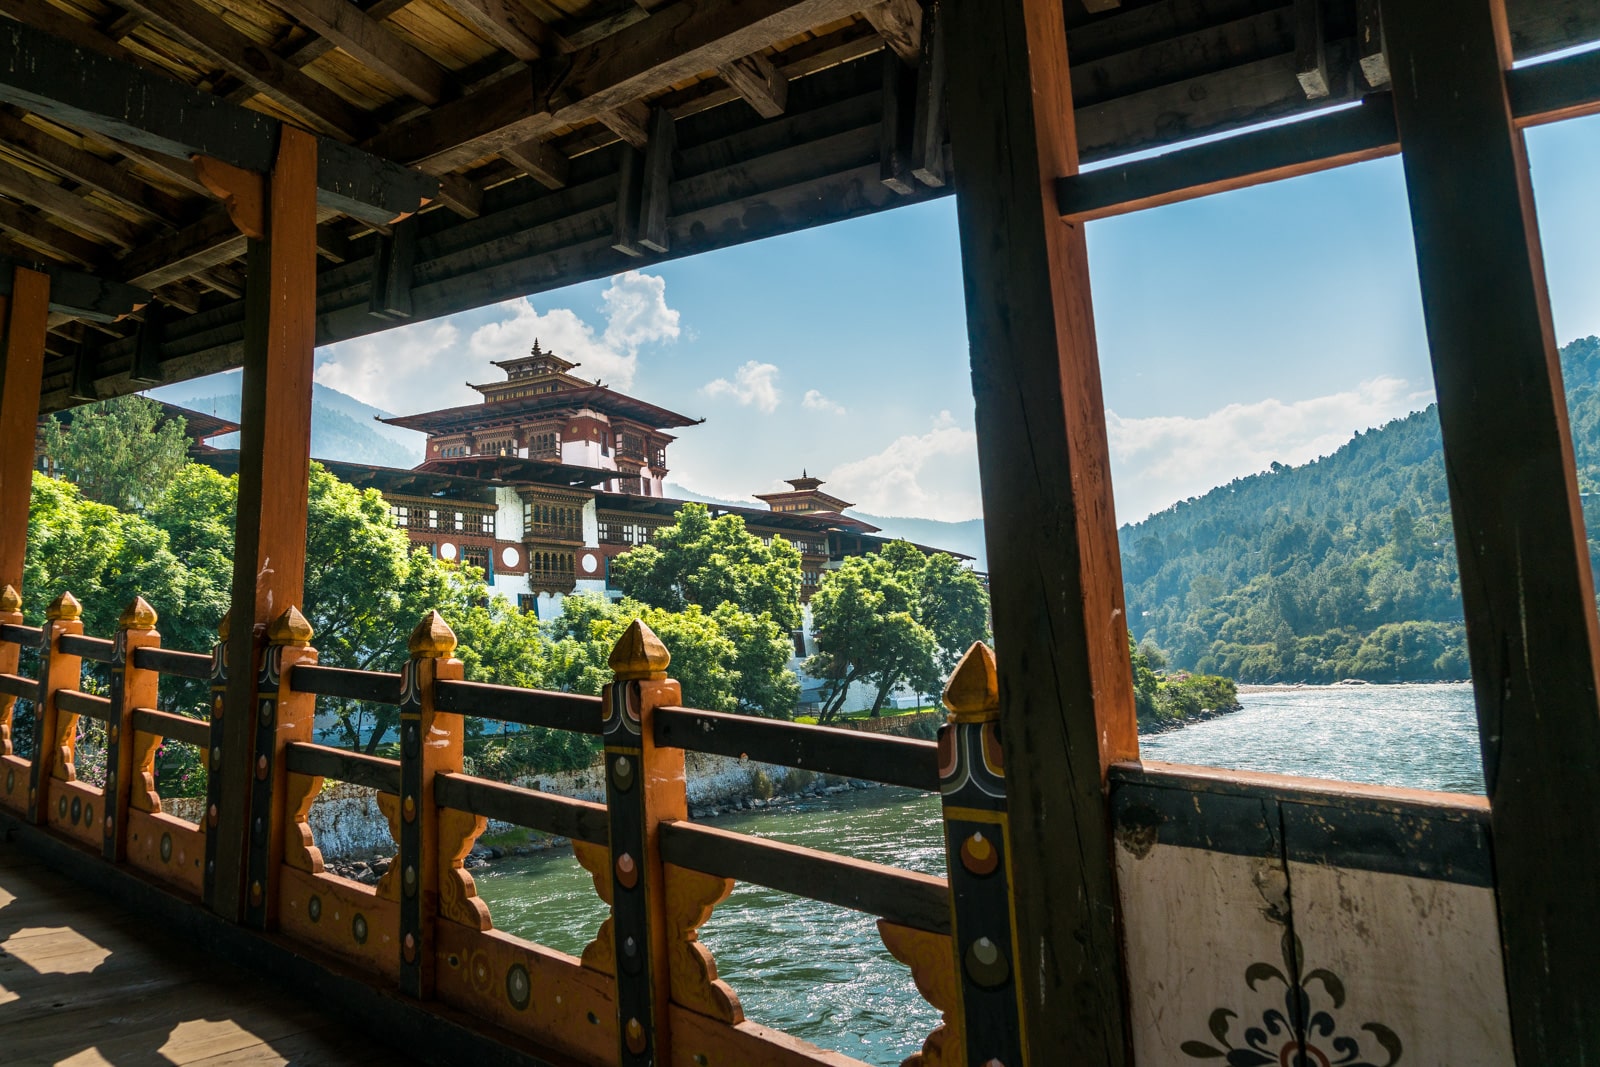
<box><xmin>104</xmin><ymin>597</ymin><xmax>160</xmax><ymax>862</ymax></box>
<box><xmin>27</xmin><ymin>592</ymin><xmax>83</xmax><ymax>826</ymax></box>
<box><xmin>0</xmin><ymin>584</ymin><xmax>20</xmax><ymax>759</ymax></box>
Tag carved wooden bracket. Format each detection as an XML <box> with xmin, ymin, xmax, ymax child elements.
<box><xmin>663</xmin><ymin>862</ymin><xmax>743</xmax><ymax>1024</ymax></box>
<box><xmin>283</xmin><ymin>770</ymin><xmax>324</xmax><ymax>873</ymax></box>
<box><xmin>193</xmin><ymin>155</ymin><xmax>267</xmax><ymax>240</ymax></box>
<box><xmin>129</xmin><ymin>727</ymin><xmax>163</xmax><ymax>814</ymax></box>
<box><xmin>374</xmin><ymin>791</ymin><xmax>403</xmax><ymax>901</ymax></box>
<box><xmin>879</xmin><ymin>920</ymin><xmax>963</xmax><ymax>1067</ymax></box>
<box><xmin>573</xmin><ymin>838</ymin><xmax>616</xmax><ymax>975</ymax></box>
<box><xmin>438</xmin><ymin>805</ymin><xmax>491</xmax><ymax>930</ymax></box>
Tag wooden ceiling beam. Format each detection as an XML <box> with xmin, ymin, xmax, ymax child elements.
<box><xmin>118</xmin><ymin>208</ymin><xmax>245</xmax><ymax>289</ymax></box>
<box><xmin>0</xmin><ymin>251</ymin><xmax>150</xmax><ymax>320</ymax></box>
<box><xmin>364</xmin><ymin>0</ymin><xmax>873</xmax><ymax>172</ymax></box>
<box><xmin>861</xmin><ymin>0</ymin><xmax>921</xmax><ymax>64</ymax></box>
<box><xmin>717</xmin><ymin>51</ymin><xmax>788</xmax><ymax>117</ymax></box>
<box><xmin>500</xmin><ymin>138</ymin><xmax>571</xmax><ymax>188</ymax></box>
<box><xmin>0</xmin><ymin>158</ymin><xmax>145</xmax><ymax>247</ymax></box>
<box><xmin>0</xmin><ymin>21</ymin><xmax>436</xmax><ymax>224</ymax></box>
<box><xmin>433</xmin><ymin>0</ymin><xmax>564</xmax><ymax>61</ymax></box>
<box><xmin>0</xmin><ymin>197</ymin><xmax>105</xmax><ymax>266</ymax></box>
<box><xmin>434</xmin><ymin>172</ymin><xmax>486</xmax><ymax>216</ymax></box>
<box><xmin>596</xmin><ymin>100</ymin><xmax>652</xmax><ymax>148</ymax></box>
<box><xmin>0</xmin><ymin>0</ymin><xmax>159</xmax><ymax>72</ymax></box>
<box><xmin>0</xmin><ymin>109</ymin><xmax>189</xmax><ymax>224</ymax></box>
<box><xmin>267</xmin><ymin>0</ymin><xmax>450</xmax><ymax>104</ymax></box>
<box><xmin>114</xmin><ymin>0</ymin><xmax>373</xmax><ymax>139</ymax></box>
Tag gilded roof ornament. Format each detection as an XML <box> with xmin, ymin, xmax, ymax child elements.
<box><xmin>610</xmin><ymin>619</ymin><xmax>670</xmax><ymax>680</ymax></box>
<box><xmin>409</xmin><ymin>610</ymin><xmax>458</xmax><ymax>658</ymax></box>
<box><xmin>46</xmin><ymin>591</ymin><xmax>82</xmax><ymax>622</ymax></box>
<box><xmin>943</xmin><ymin>642</ymin><xmax>1000</xmax><ymax>723</ymax></box>
<box><xmin>119</xmin><ymin>596</ymin><xmax>159</xmax><ymax>630</ymax></box>
<box><xmin>267</xmin><ymin>606</ymin><xmax>314</xmax><ymax>647</ymax></box>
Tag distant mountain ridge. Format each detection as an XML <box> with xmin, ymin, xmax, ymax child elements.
<box><xmin>156</xmin><ymin>380</ymin><xmax>426</xmax><ymax>470</ymax></box>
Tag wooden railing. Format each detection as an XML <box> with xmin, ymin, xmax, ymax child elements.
<box><xmin>0</xmin><ymin>584</ymin><xmax>1028</xmax><ymax>1066</ymax></box>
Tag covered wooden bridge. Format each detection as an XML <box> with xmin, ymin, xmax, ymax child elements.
<box><xmin>1</xmin><ymin>0</ymin><xmax>1599</xmax><ymax>1062</ymax></box>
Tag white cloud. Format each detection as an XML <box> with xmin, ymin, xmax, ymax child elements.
<box><xmin>315</xmin><ymin>271</ymin><xmax>680</xmax><ymax>412</ymax></box>
<box><xmin>703</xmin><ymin>361</ymin><xmax>782</xmax><ymax>413</ymax></box>
<box><xmin>826</xmin><ymin>412</ymin><xmax>983</xmax><ymax>520</ymax></box>
<box><xmin>315</xmin><ymin>320</ymin><xmax>473</xmax><ymax>413</ymax></box>
<box><xmin>1107</xmin><ymin>376</ymin><xmax>1426</xmax><ymax>523</ymax></box>
<box><xmin>802</xmin><ymin>389</ymin><xmax>846</xmax><ymax>415</ymax></box>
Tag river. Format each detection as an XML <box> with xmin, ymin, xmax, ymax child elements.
<box><xmin>473</xmin><ymin>682</ymin><xmax>1481</xmax><ymax>1065</ymax></box>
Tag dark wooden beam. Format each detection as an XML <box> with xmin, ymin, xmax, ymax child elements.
<box><xmin>861</xmin><ymin>0</ymin><xmax>921</xmax><ymax>63</ymax></box>
<box><xmin>1507</xmin><ymin>43</ymin><xmax>1600</xmax><ymax>127</ymax></box>
<box><xmin>611</xmin><ymin>143</ymin><xmax>644</xmax><ymax>256</ymax></box>
<box><xmin>433</xmin><ymin>173</ymin><xmax>486</xmax><ymax>217</ymax></box>
<box><xmin>0</xmin><ymin>158</ymin><xmax>144</xmax><ymax>248</ymax></box>
<box><xmin>0</xmin><ymin>21</ymin><xmax>434</xmax><ymax>223</ymax></box>
<box><xmin>1058</xmin><ymin>94</ymin><xmax>1399</xmax><ymax>221</ymax></box>
<box><xmin>597</xmin><ymin>100</ymin><xmax>652</xmax><ymax>149</ymax></box>
<box><xmin>878</xmin><ymin>47</ymin><xmax>916</xmax><ymax>194</ymax></box>
<box><xmin>367</xmin><ymin>216</ymin><xmax>418</xmax><ymax>319</ymax></box>
<box><xmin>270</xmin><ymin>0</ymin><xmax>448</xmax><ymax>104</ymax></box>
<box><xmin>0</xmin><ymin>0</ymin><xmax>158</xmax><ymax>72</ymax></box>
<box><xmin>1385</xmin><ymin>0</ymin><xmax>1600</xmax><ymax>1058</ymax></box>
<box><xmin>1356</xmin><ymin>0</ymin><xmax>1388</xmax><ymax>88</ymax></box>
<box><xmin>362</xmin><ymin>0</ymin><xmax>870</xmax><ymax>171</ymax></box>
<box><xmin>1294</xmin><ymin>0</ymin><xmax>1330</xmax><ymax>98</ymax></box>
<box><xmin>114</xmin><ymin>0</ymin><xmax>371</xmax><ymax>139</ymax></box>
<box><xmin>118</xmin><ymin>209</ymin><xmax>245</xmax><ymax>290</ymax></box>
<box><xmin>433</xmin><ymin>0</ymin><xmax>562</xmax><ymax>60</ymax></box>
<box><xmin>501</xmin><ymin>138</ymin><xmax>572</xmax><ymax>189</ymax></box>
<box><xmin>0</xmin><ymin>253</ymin><xmax>149</xmax><ymax>321</ymax></box>
<box><xmin>0</xmin><ymin>109</ymin><xmax>187</xmax><ymax>224</ymax></box>
<box><xmin>716</xmin><ymin>51</ymin><xmax>788</xmax><ymax>118</ymax></box>
<box><xmin>0</xmin><ymin>198</ymin><xmax>104</xmax><ymax>267</ymax></box>
<box><xmin>945</xmin><ymin>0</ymin><xmax>1136</xmax><ymax>1061</ymax></box>
<box><xmin>638</xmin><ymin>106</ymin><xmax>674</xmax><ymax>253</ymax></box>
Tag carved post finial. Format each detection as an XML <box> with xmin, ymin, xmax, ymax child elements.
<box><xmin>218</xmin><ymin>609</ymin><xmax>232</xmax><ymax>643</ymax></box>
<box><xmin>266</xmin><ymin>606</ymin><xmax>314</xmax><ymax>647</ymax></box>
<box><xmin>943</xmin><ymin>641</ymin><xmax>999</xmax><ymax>723</ymax></box>
<box><xmin>609</xmin><ymin>618</ymin><xmax>670</xmax><ymax>680</ymax></box>
<box><xmin>0</xmin><ymin>585</ymin><xmax>20</xmax><ymax>614</ymax></box>
<box><xmin>119</xmin><ymin>596</ymin><xmax>159</xmax><ymax>630</ymax></box>
<box><xmin>408</xmin><ymin>609</ymin><xmax>457</xmax><ymax>658</ymax></box>
<box><xmin>46</xmin><ymin>591</ymin><xmax>82</xmax><ymax>622</ymax></box>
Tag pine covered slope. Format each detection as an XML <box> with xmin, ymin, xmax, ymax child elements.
<box><xmin>1120</xmin><ymin>336</ymin><xmax>1600</xmax><ymax>684</ymax></box>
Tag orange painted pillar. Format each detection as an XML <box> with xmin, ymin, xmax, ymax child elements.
<box><xmin>207</xmin><ymin>125</ymin><xmax>319</xmax><ymax>921</ymax></box>
<box><xmin>0</xmin><ymin>266</ymin><xmax>50</xmax><ymax>593</ymax></box>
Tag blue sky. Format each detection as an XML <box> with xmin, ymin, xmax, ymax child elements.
<box><xmin>240</xmin><ymin>110</ymin><xmax>1600</xmax><ymax>526</ymax></box>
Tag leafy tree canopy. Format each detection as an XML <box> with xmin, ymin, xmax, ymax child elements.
<box><xmin>805</xmin><ymin>542</ymin><xmax>989</xmax><ymax>721</ymax></box>
<box><xmin>609</xmin><ymin>502</ymin><xmax>803</xmax><ymax>630</ymax></box>
<box><xmin>38</xmin><ymin>396</ymin><xmax>190</xmax><ymax>511</ymax></box>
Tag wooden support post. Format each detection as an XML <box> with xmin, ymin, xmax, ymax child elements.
<box><xmin>243</xmin><ymin>607</ymin><xmax>317</xmax><ymax>929</ymax></box>
<box><xmin>368</xmin><ymin>216</ymin><xmax>418</xmax><ymax>320</ymax></box>
<box><xmin>27</xmin><ymin>592</ymin><xmax>83</xmax><ymax>825</ymax></box>
<box><xmin>1357</xmin><ymin>0</ymin><xmax>1389</xmax><ymax>89</ymax></box>
<box><xmin>1295</xmin><ymin>0</ymin><xmax>1331</xmax><ymax>99</ymax></box>
<box><xmin>397</xmin><ymin>611</ymin><xmax>466</xmax><ymax>998</ymax></box>
<box><xmin>1382</xmin><ymin>0</ymin><xmax>1600</xmax><ymax>1057</ymax></box>
<box><xmin>936</xmin><ymin>642</ymin><xmax>1028</xmax><ymax>1065</ymax></box>
<box><xmin>129</xmin><ymin>304</ymin><xmax>165</xmax><ymax>385</ymax></box>
<box><xmin>909</xmin><ymin>0</ymin><xmax>946</xmax><ymax>188</ymax></box>
<box><xmin>602</xmin><ymin>620</ymin><xmax>684</xmax><ymax>1065</ymax></box>
<box><xmin>212</xmin><ymin>125</ymin><xmax>319</xmax><ymax>922</ymax></box>
<box><xmin>0</xmin><ymin>585</ymin><xmax>18</xmax><ymax>758</ymax></box>
<box><xmin>879</xmin><ymin>49</ymin><xmax>918</xmax><ymax>195</ymax></box>
<box><xmin>104</xmin><ymin>597</ymin><xmax>160</xmax><ymax>863</ymax></box>
<box><xmin>613</xmin><ymin>144</ymin><xmax>645</xmax><ymax>258</ymax></box>
<box><xmin>943</xmin><ymin>0</ymin><xmax>1138</xmax><ymax>1061</ymax></box>
<box><xmin>0</xmin><ymin>266</ymin><xmax>48</xmax><ymax>593</ymax></box>
<box><xmin>639</xmin><ymin>108</ymin><xmax>675</xmax><ymax>255</ymax></box>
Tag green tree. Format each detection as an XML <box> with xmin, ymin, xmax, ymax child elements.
<box><xmin>805</xmin><ymin>545</ymin><xmax>983</xmax><ymax>721</ymax></box>
<box><xmin>38</xmin><ymin>396</ymin><xmax>190</xmax><ymax>511</ymax></box>
<box><xmin>609</xmin><ymin>502</ymin><xmax>803</xmax><ymax>629</ymax></box>
<box><xmin>545</xmin><ymin>593</ymin><xmax>740</xmax><ymax>712</ymax></box>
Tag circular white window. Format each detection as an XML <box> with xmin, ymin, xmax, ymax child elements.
<box><xmin>501</xmin><ymin>546</ymin><xmax>519</xmax><ymax>568</ymax></box>
<box><xmin>439</xmin><ymin>542</ymin><xmax>458</xmax><ymax>561</ymax></box>
<box><xmin>581</xmin><ymin>553</ymin><xmax>599</xmax><ymax>574</ymax></box>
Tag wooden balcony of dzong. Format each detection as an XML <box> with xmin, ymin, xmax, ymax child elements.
<box><xmin>1</xmin><ymin>0</ymin><xmax>1600</xmax><ymax>1063</ymax></box>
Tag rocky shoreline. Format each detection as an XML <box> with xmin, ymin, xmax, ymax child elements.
<box><xmin>1137</xmin><ymin>701</ymin><xmax>1245</xmax><ymax>737</ymax></box>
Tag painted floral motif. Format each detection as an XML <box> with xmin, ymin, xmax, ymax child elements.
<box><xmin>1181</xmin><ymin>932</ymin><xmax>1402</xmax><ymax>1066</ymax></box>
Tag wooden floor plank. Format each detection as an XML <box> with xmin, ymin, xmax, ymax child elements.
<box><xmin>0</xmin><ymin>840</ymin><xmax>419</xmax><ymax>1066</ymax></box>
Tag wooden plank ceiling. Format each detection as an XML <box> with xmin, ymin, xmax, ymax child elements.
<box><xmin>0</xmin><ymin>0</ymin><xmax>1593</xmax><ymax>410</ymax></box>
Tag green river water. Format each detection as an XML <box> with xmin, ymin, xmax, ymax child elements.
<box><xmin>473</xmin><ymin>682</ymin><xmax>1483</xmax><ymax>1065</ymax></box>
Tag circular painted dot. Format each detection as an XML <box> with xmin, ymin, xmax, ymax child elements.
<box><xmin>211</xmin><ymin>746</ymin><xmax>222</xmax><ymax>765</ymax></box>
<box><xmin>58</xmin><ymin>796</ymin><xmax>68</xmax><ymax>819</ymax></box>
<box><xmin>259</xmin><ymin>701</ymin><xmax>274</xmax><ymax>727</ymax></box>
<box><xmin>402</xmin><ymin>795</ymin><xmax>417</xmax><ymax>821</ymax></box>
<box><xmin>961</xmin><ymin>830</ymin><xmax>1000</xmax><ymax>876</ymax></box>
<box><xmin>160</xmin><ymin>833</ymin><xmax>173</xmax><ymax>862</ymax></box>
<box><xmin>83</xmin><ymin>803</ymin><xmax>92</xmax><ymax>827</ymax></box>
<box><xmin>104</xmin><ymin>815</ymin><xmax>114</xmax><ymax>832</ymax></box>
<box><xmin>623</xmin><ymin>936</ymin><xmax>638</xmax><ymax>958</ymax></box>
<box><xmin>255</xmin><ymin>755</ymin><xmax>269</xmax><ymax>780</ymax></box>
<box><xmin>625</xmin><ymin>1017</ymin><xmax>647</xmax><ymax>1055</ymax></box>
<box><xmin>249</xmin><ymin>881</ymin><xmax>263</xmax><ymax>906</ymax></box>
<box><xmin>964</xmin><ymin>936</ymin><xmax>1011</xmax><ymax>989</ymax></box>
<box><xmin>108</xmin><ymin>725</ymin><xmax>118</xmax><ymax>742</ymax></box>
<box><xmin>70</xmin><ymin>796</ymin><xmax>82</xmax><ymax>824</ymax></box>
<box><xmin>403</xmin><ymin>866</ymin><xmax>417</xmax><ymax>895</ymax></box>
<box><xmin>506</xmin><ymin>964</ymin><xmax>531</xmax><ymax>1010</ymax></box>
<box><xmin>403</xmin><ymin>933</ymin><xmax>416</xmax><ymax>962</ymax></box>
<box><xmin>208</xmin><ymin>804</ymin><xmax>219</xmax><ymax>828</ymax></box>
<box><xmin>439</xmin><ymin>542</ymin><xmax>458</xmax><ymax>562</ymax></box>
<box><xmin>308</xmin><ymin>895</ymin><xmax>322</xmax><ymax>922</ymax></box>
<box><xmin>352</xmin><ymin>914</ymin><xmax>368</xmax><ymax>944</ymax></box>
<box><xmin>615</xmin><ymin>852</ymin><xmax>638</xmax><ymax>890</ymax></box>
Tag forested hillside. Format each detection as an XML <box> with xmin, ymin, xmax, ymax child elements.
<box><xmin>1121</xmin><ymin>336</ymin><xmax>1600</xmax><ymax>683</ymax></box>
